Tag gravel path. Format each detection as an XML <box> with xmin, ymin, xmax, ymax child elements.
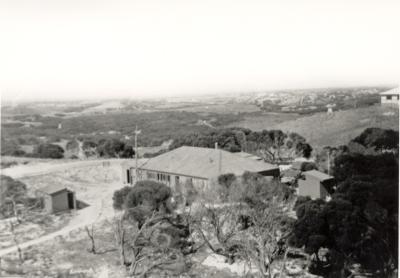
<box><xmin>0</xmin><ymin>158</ymin><xmax>133</xmax><ymax>257</ymax></box>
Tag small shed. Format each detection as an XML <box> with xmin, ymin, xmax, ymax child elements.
<box><xmin>298</xmin><ymin>170</ymin><xmax>335</xmax><ymax>200</ymax></box>
<box><xmin>39</xmin><ymin>184</ymin><xmax>76</xmax><ymax>213</ymax></box>
<box><xmin>380</xmin><ymin>87</ymin><xmax>399</xmax><ymax>106</ymax></box>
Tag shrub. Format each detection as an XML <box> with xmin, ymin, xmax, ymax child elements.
<box><xmin>217</xmin><ymin>173</ymin><xmax>236</xmax><ymax>201</ymax></box>
<box><xmin>352</xmin><ymin>128</ymin><xmax>399</xmax><ymax>151</ymax></box>
<box><xmin>66</xmin><ymin>140</ymin><xmax>79</xmax><ymax>151</ymax></box>
<box><xmin>112</xmin><ymin>186</ymin><xmax>132</xmax><ymax>210</ymax></box>
<box><xmin>124</xmin><ymin>180</ymin><xmax>172</xmax><ymax>213</ymax></box>
<box><xmin>300</xmin><ymin>162</ymin><xmax>317</xmax><ymax>171</ymax></box>
<box><xmin>33</xmin><ymin>143</ymin><xmax>64</xmax><ymax>159</ymax></box>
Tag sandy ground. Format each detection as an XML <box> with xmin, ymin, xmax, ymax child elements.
<box><xmin>1</xmin><ymin>158</ymin><xmax>132</xmax><ymax>179</ymax></box>
<box><xmin>0</xmin><ymin>158</ymin><xmax>147</xmax><ymax>257</ymax></box>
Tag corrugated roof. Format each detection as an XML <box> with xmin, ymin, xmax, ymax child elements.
<box><xmin>139</xmin><ymin>146</ymin><xmax>278</xmax><ymax>179</ymax></box>
<box><xmin>303</xmin><ymin>170</ymin><xmax>333</xmax><ymax>181</ymax></box>
<box><xmin>380</xmin><ymin>87</ymin><xmax>400</xmax><ymax>96</ymax></box>
<box><xmin>39</xmin><ymin>184</ymin><xmax>72</xmax><ymax>195</ymax></box>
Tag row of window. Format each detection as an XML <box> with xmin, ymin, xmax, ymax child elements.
<box><xmin>144</xmin><ymin>171</ymin><xmax>210</xmax><ymax>190</ymax></box>
<box><xmin>147</xmin><ymin>171</ymin><xmax>171</xmax><ymax>183</ymax></box>
<box><xmin>385</xmin><ymin>95</ymin><xmax>400</xmax><ymax>100</ymax></box>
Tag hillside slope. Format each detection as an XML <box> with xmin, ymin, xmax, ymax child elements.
<box><xmin>267</xmin><ymin>105</ymin><xmax>398</xmax><ymax>148</ymax></box>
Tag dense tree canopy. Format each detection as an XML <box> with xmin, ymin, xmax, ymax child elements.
<box><xmin>112</xmin><ymin>186</ymin><xmax>132</xmax><ymax>210</ymax></box>
<box><xmin>34</xmin><ymin>143</ymin><xmax>64</xmax><ymax>159</ymax></box>
<box><xmin>352</xmin><ymin>128</ymin><xmax>399</xmax><ymax>152</ymax></box>
<box><xmin>291</xmin><ymin>129</ymin><xmax>399</xmax><ymax>277</ymax></box>
<box><xmin>124</xmin><ymin>180</ymin><xmax>172</xmax><ymax>212</ymax></box>
<box><xmin>96</xmin><ymin>138</ymin><xmax>134</xmax><ymax>158</ymax></box>
<box><xmin>113</xmin><ymin>180</ymin><xmax>172</xmax><ymax>227</ymax></box>
<box><xmin>0</xmin><ymin>175</ymin><xmax>30</xmax><ymax>219</ymax></box>
<box><xmin>333</xmin><ymin>153</ymin><xmax>398</xmax><ymax>183</ymax></box>
<box><xmin>170</xmin><ymin>128</ymin><xmax>312</xmax><ymax>162</ymax></box>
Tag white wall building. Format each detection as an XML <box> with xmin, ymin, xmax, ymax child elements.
<box><xmin>380</xmin><ymin>87</ymin><xmax>399</xmax><ymax>106</ymax></box>
<box><xmin>123</xmin><ymin>146</ymin><xmax>280</xmax><ymax>192</ymax></box>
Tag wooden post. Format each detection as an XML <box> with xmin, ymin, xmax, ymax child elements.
<box><xmin>134</xmin><ymin>126</ymin><xmax>141</xmax><ymax>184</ymax></box>
<box><xmin>327</xmin><ymin>149</ymin><xmax>331</xmax><ymax>176</ymax></box>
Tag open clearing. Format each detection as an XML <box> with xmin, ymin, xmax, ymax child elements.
<box><xmin>0</xmin><ymin>159</ymin><xmax>149</xmax><ymax>257</ymax></box>
<box><xmin>229</xmin><ymin>105</ymin><xmax>399</xmax><ymax>148</ymax></box>
<box><xmin>226</xmin><ymin>112</ymin><xmax>300</xmax><ymax>130</ymax></box>
<box><xmin>0</xmin><ymin>158</ymin><xmax>242</xmax><ymax>278</ymax></box>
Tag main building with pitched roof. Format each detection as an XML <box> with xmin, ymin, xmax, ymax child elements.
<box><xmin>124</xmin><ymin>146</ymin><xmax>280</xmax><ymax>191</ymax></box>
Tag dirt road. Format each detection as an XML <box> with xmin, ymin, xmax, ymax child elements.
<box><xmin>0</xmin><ymin>158</ymin><xmax>138</xmax><ymax>257</ymax></box>
<box><xmin>1</xmin><ymin>158</ymin><xmax>128</xmax><ymax>179</ymax></box>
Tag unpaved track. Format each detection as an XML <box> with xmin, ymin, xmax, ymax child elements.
<box><xmin>0</xmin><ymin>158</ymin><xmax>133</xmax><ymax>257</ymax></box>
<box><xmin>0</xmin><ymin>209</ymin><xmax>96</xmax><ymax>257</ymax></box>
<box><xmin>1</xmin><ymin>158</ymin><xmax>128</xmax><ymax>179</ymax></box>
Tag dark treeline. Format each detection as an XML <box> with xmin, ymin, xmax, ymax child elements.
<box><xmin>291</xmin><ymin>128</ymin><xmax>399</xmax><ymax>277</ymax></box>
<box><xmin>170</xmin><ymin>127</ymin><xmax>313</xmax><ymax>162</ymax></box>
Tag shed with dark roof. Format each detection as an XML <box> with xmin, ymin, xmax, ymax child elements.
<box><xmin>39</xmin><ymin>184</ymin><xmax>76</xmax><ymax>213</ymax></box>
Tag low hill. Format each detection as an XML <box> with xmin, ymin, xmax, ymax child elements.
<box><xmin>272</xmin><ymin>105</ymin><xmax>398</xmax><ymax>148</ymax></box>
<box><xmin>229</xmin><ymin>105</ymin><xmax>398</xmax><ymax>149</ymax></box>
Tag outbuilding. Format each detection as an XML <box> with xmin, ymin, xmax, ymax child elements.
<box><xmin>298</xmin><ymin>170</ymin><xmax>335</xmax><ymax>200</ymax></box>
<box><xmin>380</xmin><ymin>87</ymin><xmax>399</xmax><ymax>106</ymax></box>
<box><xmin>39</xmin><ymin>184</ymin><xmax>76</xmax><ymax>214</ymax></box>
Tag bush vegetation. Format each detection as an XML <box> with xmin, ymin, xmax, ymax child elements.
<box><xmin>0</xmin><ymin>175</ymin><xmax>42</xmax><ymax>219</ymax></box>
<box><xmin>170</xmin><ymin>127</ymin><xmax>313</xmax><ymax>162</ymax></box>
<box><xmin>33</xmin><ymin>144</ymin><xmax>64</xmax><ymax>159</ymax></box>
<box><xmin>291</xmin><ymin>129</ymin><xmax>399</xmax><ymax>277</ymax></box>
<box><xmin>1</xmin><ymin>111</ymin><xmax>242</xmax><ymax>156</ymax></box>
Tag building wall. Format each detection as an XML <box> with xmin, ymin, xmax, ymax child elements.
<box><xmin>43</xmin><ymin>195</ymin><xmax>53</xmax><ymax>213</ymax></box>
<box><xmin>298</xmin><ymin>176</ymin><xmax>321</xmax><ymax>199</ymax></box>
<box><xmin>381</xmin><ymin>95</ymin><xmax>399</xmax><ymax>105</ymax></box>
<box><xmin>51</xmin><ymin>190</ymin><xmax>70</xmax><ymax>213</ymax></box>
<box><xmin>319</xmin><ymin>183</ymin><xmax>329</xmax><ymax>200</ymax></box>
<box><xmin>136</xmin><ymin>169</ymin><xmax>210</xmax><ymax>193</ymax></box>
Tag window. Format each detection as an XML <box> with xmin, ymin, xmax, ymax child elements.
<box><xmin>153</xmin><ymin>173</ymin><xmax>171</xmax><ymax>183</ymax></box>
<box><xmin>127</xmin><ymin>169</ymin><xmax>131</xmax><ymax>184</ymax></box>
<box><xmin>387</xmin><ymin>96</ymin><xmax>392</xmax><ymax>100</ymax></box>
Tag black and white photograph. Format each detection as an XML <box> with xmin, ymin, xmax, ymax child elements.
<box><xmin>0</xmin><ymin>0</ymin><xmax>399</xmax><ymax>277</ymax></box>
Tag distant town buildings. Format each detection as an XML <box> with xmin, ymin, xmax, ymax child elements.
<box><xmin>380</xmin><ymin>87</ymin><xmax>399</xmax><ymax>106</ymax></box>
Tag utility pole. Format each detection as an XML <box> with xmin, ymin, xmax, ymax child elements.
<box><xmin>215</xmin><ymin>142</ymin><xmax>222</xmax><ymax>175</ymax></box>
<box><xmin>327</xmin><ymin>149</ymin><xmax>331</xmax><ymax>176</ymax></box>
<box><xmin>134</xmin><ymin>125</ymin><xmax>141</xmax><ymax>184</ymax></box>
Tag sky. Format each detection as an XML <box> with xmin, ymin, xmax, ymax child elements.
<box><xmin>0</xmin><ymin>0</ymin><xmax>399</xmax><ymax>101</ymax></box>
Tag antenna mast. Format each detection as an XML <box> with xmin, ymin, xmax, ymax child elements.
<box><xmin>215</xmin><ymin>142</ymin><xmax>222</xmax><ymax>175</ymax></box>
<box><xmin>134</xmin><ymin>125</ymin><xmax>141</xmax><ymax>184</ymax></box>
<box><xmin>327</xmin><ymin>149</ymin><xmax>331</xmax><ymax>176</ymax></box>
